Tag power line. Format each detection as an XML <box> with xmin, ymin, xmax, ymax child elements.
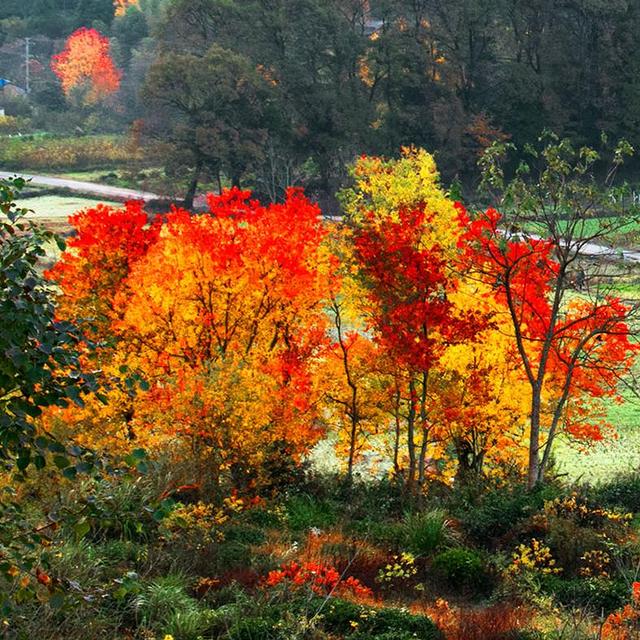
<box><xmin>25</xmin><ymin>37</ymin><xmax>30</xmax><ymax>93</ymax></box>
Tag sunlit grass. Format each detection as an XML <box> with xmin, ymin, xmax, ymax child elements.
<box><xmin>19</xmin><ymin>195</ymin><xmax>120</xmax><ymax>219</ymax></box>
<box><xmin>555</xmin><ymin>393</ymin><xmax>640</xmax><ymax>482</ymax></box>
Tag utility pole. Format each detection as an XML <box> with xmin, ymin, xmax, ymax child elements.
<box><xmin>25</xmin><ymin>37</ymin><xmax>30</xmax><ymax>94</ymax></box>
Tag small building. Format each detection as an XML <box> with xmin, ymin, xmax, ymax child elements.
<box><xmin>0</xmin><ymin>79</ymin><xmax>27</xmax><ymax>98</ymax></box>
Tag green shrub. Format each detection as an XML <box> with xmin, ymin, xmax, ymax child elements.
<box><xmin>220</xmin><ymin>601</ymin><xmax>301</xmax><ymax>640</ymax></box>
<box><xmin>215</xmin><ymin>540</ymin><xmax>254</xmax><ymax>572</ymax></box>
<box><xmin>320</xmin><ymin>598</ymin><xmax>364</xmax><ymax>634</ymax></box>
<box><xmin>245</xmin><ymin>506</ymin><xmax>282</xmax><ymax>528</ymax></box>
<box><xmin>223</xmin><ymin>522</ymin><xmax>266</xmax><ymax>545</ymax></box>
<box><xmin>285</xmin><ymin>494</ymin><xmax>338</xmax><ymax>531</ymax></box>
<box><xmin>455</xmin><ymin>483</ymin><xmax>559</xmax><ymax>546</ymax></box>
<box><xmin>320</xmin><ymin>598</ymin><xmax>442</xmax><ymax>639</ymax></box>
<box><xmin>591</xmin><ymin>473</ymin><xmax>640</xmax><ymax>513</ymax></box>
<box><xmin>432</xmin><ymin>547</ymin><xmax>488</xmax><ymax>593</ymax></box>
<box><xmin>366</xmin><ymin>607</ymin><xmax>442</xmax><ymax>638</ymax></box>
<box><xmin>403</xmin><ymin>509</ymin><xmax>455</xmax><ymax>556</ymax></box>
<box><xmin>541</xmin><ymin>575</ymin><xmax>628</xmax><ymax>614</ymax></box>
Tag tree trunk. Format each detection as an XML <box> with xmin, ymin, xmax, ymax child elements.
<box><xmin>392</xmin><ymin>386</ymin><xmax>401</xmax><ymax>478</ymax></box>
<box><xmin>184</xmin><ymin>159</ymin><xmax>203</xmax><ymax>209</ymax></box>
<box><xmin>406</xmin><ymin>379</ymin><xmax>417</xmax><ymax>491</ymax></box>
<box><xmin>528</xmin><ymin>389</ymin><xmax>542</xmax><ymax>489</ymax></box>
<box><xmin>346</xmin><ymin>388</ymin><xmax>358</xmax><ymax>483</ymax></box>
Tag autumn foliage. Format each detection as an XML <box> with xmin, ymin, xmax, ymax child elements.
<box><xmin>45</xmin><ymin>148</ymin><xmax>637</xmax><ymax>491</ymax></box>
<box><xmin>263</xmin><ymin>561</ymin><xmax>373</xmax><ymax>599</ymax></box>
<box><xmin>114</xmin><ymin>0</ymin><xmax>139</xmax><ymax>16</ymax></box>
<box><xmin>51</xmin><ymin>28</ymin><xmax>121</xmax><ymax>105</ymax></box>
<box><xmin>47</xmin><ymin>189</ymin><xmax>333</xmax><ymax>484</ymax></box>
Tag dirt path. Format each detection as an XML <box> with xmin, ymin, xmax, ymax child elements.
<box><xmin>0</xmin><ymin>171</ymin><xmax>160</xmax><ymax>203</ymax></box>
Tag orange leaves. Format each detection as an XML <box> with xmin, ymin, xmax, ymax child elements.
<box><xmin>46</xmin><ymin>200</ymin><xmax>159</xmax><ymax>336</ymax></box>
<box><xmin>263</xmin><ymin>561</ymin><xmax>373</xmax><ymax>599</ymax></box>
<box><xmin>601</xmin><ymin>583</ymin><xmax>640</xmax><ymax>639</ymax></box>
<box><xmin>120</xmin><ymin>189</ymin><xmax>332</xmax><ymax>466</ymax></box>
<box><xmin>51</xmin><ymin>28</ymin><xmax>121</xmax><ymax>105</ymax></box>
<box><xmin>50</xmin><ymin>189</ymin><xmax>334</xmax><ymax>474</ymax></box>
<box><xmin>114</xmin><ymin>0</ymin><xmax>139</xmax><ymax>16</ymax></box>
<box><xmin>47</xmin><ymin>149</ymin><xmax>639</xmax><ymax>488</ymax></box>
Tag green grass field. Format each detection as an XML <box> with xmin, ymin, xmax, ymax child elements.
<box><xmin>555</xmin><ymin>392</ymin><xmax>640</xmax><ymax>483</ymax></box>
<box><xmin>19</xmin><ymin>194</ymin><xmax>120</xmax><ymax>220</ymax></box>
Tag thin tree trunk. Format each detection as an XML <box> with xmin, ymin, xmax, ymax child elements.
<box><xmin>407</xmin><ymin>378</ymin><xmax>417</xmax><ymax>491</ymax></box>
<box><xmin>392</xmin><ymin>385</ymin><xmax>401</xmax><ymax>478</ymax></box>
<box><xmin>528</xmin><ymin>389</ymin><xmax>542</xmax><ymax>489</ymax></box>
<box><xmin>184</xmin><ymin>159</ymin><xmax>203</xmax><ymax>209</ymax></box>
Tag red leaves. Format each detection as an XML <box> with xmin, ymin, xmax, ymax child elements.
<box><xmin>462</xmin><ymin>203</ymin><xmax>638</xmax><ymax>443</ymax></box>
<box><xmin>264</xmin><ymin>561</ymin><xmax>373</xmax><ymax>598</ymax></box>
<box><xmin>354</xmin><ymin>206</ymin><xmax>480</xmax><ymax>372</ymax></box>
<box><xmin>46</xmin><ymin>201</ymin><xmax>160</xmax><ymax>331</ymax></box>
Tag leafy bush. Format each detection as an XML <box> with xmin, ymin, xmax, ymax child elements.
<box><xmin>0</xmin><ymin>175</ymin><xmax>95</xmax><ymax>470</ymax></box>
<box><xmin>223</xmin><ymin>522</ymin><xmax>266</xmax><ymax>545</ymax></box>
<box><xmin>455</xmin><ymin>483</ymin><xmax>559</xmax><ymax>547</ymax></box>
<box><xmin>285</xmin><ymin>494</ymin><xmax>338</xmax><ymax>531</ymax></box>
<box><xmin>366</xmin><ymin>607</ymin><xmax>443</xmax><ymax>637</ymax></box>
<box><xmin>403</xmin><ymin>509</ymin><xmax>455</xmax><ymax>556</ymax></box>
<box><xmin>215</xmin><ymin>540</ymin><xmax>254</xmax><ymax>572</ymax></box>
<box><xmin>320</xmin><ymin>598</ymin><xmax>442</xmax><ymax>639</ymax></box>
<box><xmin>591</xmin><ymin>473</ymin><xmax>640</xmax><ymax>513</ymax></box>
<box><xmin>541</xmin><ymin>575</ymin><xmax>628</xmax><ymax>614</ymax></box>
<box><xmin>432</xmin><ymin>548</ymin><xmax>489</xmax><ymax>593</ymax></box>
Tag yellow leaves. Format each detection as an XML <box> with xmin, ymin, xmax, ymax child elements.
<box><xmin>114</xmin><ymin>0</ymin><xmax>139</xmax><ymax>16</ymax></box>
<box><xmin>342</xmin><ymin>147</ymin><xmax>462</xmax><ymax>258</ymax></box>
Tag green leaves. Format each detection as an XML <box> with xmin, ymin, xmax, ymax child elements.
<box><xmin>0</xmin><ymin>176</ymin><xmax>97</xmax><ymax>472</ymax></box>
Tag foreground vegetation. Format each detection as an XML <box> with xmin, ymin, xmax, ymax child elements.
<box><xmin>8</xmin><ymin>460</ymin><xmax>640</xmax><ymax>639</ymax></box>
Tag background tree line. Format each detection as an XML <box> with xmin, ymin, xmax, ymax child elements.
<box><xmin>3</xmin><ymin>0</ymin><xmax>640</xmax><ymax>207</ymax></box>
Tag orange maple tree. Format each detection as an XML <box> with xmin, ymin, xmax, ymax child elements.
<box><xmin>51</xmin><ymin>28</ymin><xmax>121</xmax><ymax>105</ymax></box>
<box><xmin>47</xmin><ymin>189</ymin><xmax>334</xmax><ymax>487</ymax></box>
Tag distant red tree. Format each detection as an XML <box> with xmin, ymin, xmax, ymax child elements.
<box><xmin>51</xmin><ymin>28</ymin><xmax>121</xmax><ymax>105</ymax></box>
